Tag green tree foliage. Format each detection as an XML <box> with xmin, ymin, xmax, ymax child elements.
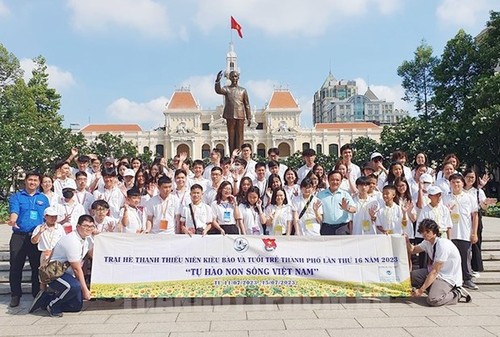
<box><xmin>350</xmin><ymin>137</ymin><xmax>380</xmax><ymax>167</ymax></box>
<box><xmin>0</xmin><ymin>47</ymin><xmax>84</xmax><ymax>192</ymax></box>
<box><xmin>397</xmin><ymin>41</ymin><xmax>439</xmax><ymax>120</ymax></box>
<box><xmin>88</xmin><ymin>133</ymin><xmax>138</xmax><ymax>160</ymax></box>
<box><xmin>433</xmin><ymin>29</ymin><xmax>484</xmax><ymax>121</ymax></box>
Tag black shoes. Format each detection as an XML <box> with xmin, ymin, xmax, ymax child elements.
<box><xmin>9</xmin><ymin>296</ymin><xmax>20</xmax><ymax>308</ymax></box>
<box><xmin>455</xmin><ymin>287</ymin><xmax>472</xmax><ymax>303</ymax></box>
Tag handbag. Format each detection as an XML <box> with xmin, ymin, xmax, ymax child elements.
<box><xmin>189</xmin><ymin>203</ymin><xmax>204</xmax><ymax>235</ymax></box>
<box><xmin>39</xmin><ymin>250</ymin><xmax>70</xmax><ymax>284</ymax></box>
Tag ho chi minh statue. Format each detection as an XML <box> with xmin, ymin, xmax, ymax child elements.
<box><xmin>214</xmin><ymin>70</ymin><xmax>251</xmax><ymax>153</ymax></box>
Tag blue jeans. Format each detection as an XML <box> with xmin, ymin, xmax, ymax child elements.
<box><xmin>48</xmin><ymin>273</ymin><xmax>83</xmax><ymax>314</ymax></box>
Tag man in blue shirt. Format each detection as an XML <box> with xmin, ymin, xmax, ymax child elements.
<box><xmin>317</xmin><ymin>170</ymin><xmax>356</xmax><ymax>235</ymax></box>
<box><xmin>7</xmin><ymin>172</ymin><xmax>49</xmax><ymax>307</ymax></box>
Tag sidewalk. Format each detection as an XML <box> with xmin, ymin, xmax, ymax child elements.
<box><xmin>1</xmin><ymin>218</ymin><xmax>499</xmax><ymax>337</ymax></box>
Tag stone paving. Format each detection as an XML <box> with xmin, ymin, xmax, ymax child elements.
<box><xmin>1</xmin><ymin>217</ymin><xmax>499</xmax><ymax>336</ymax></box>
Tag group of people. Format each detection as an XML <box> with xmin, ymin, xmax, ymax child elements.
<box><xmin>7</xmin><ymin>143</ymin><xmax>496</xmax><ymax>314</ymax></box>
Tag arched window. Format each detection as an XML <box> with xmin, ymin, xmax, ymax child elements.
<box><xmin>278</xmin><ymin>142</ymin><xmax>291</xmax><ymax>157</ymax></box>
<box><xmin>257</xmin><ymin>143</ymin><xmax>266</xmax><ymax>158</ymax></box>
<box><xmin>176</xmin><ymin>144</ymin><xmax>190</xmax><ymax>157</ymax></box>
<box><xmin>316</xmin><ymin>144</ymin><xmax>322</xmax><ymax>155</ymax></box>
<box><xmin>302</xmin><ymin>143</ymin><xmax>310</xmax><ymax>152</ymax></box>
<box><xmin>328</xmin><ymin>144</ymin><xmax>339</xmax><ymax>157</ymax></box>
<box><xmin>155</xmin><ymin>144</ymin><xmax>164</xmax><ymax>157</ymax></box>
<box><xmin>201</xmin><ymin>144</ymin><xmax>210</xmax><ymax>159</ymax></box>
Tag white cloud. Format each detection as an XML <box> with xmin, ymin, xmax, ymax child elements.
<box><xmin>298</xmin><ymin>97</ymin><xmax>314</xmax><ymax>128</ymax></box>
<box><xmin>194</xmin><ymin>0</ymin><xmax>402</xmax><ymax>37</ymax></box>
<box><xmin>0</xmin><ymin>0</ymin><xmax>10</xmax><ymax>16</ymax></box>
<box><xmin>67</xmin><ymin>0</ymin><xmax>172</xmax><ymax>38</ymax></box>
<box><xmin>20</xmin><ymin>58</ymin><xmax>76</xmax><ymax>91</ymax></box>
<box><xmin>354</xmin><ymin>77</ymin><xmax>410</xmax><ymax>111</ymax></box>
<box><xmin>245</xmin><ymin>79</ymin><xmax>280</xmax><ymax>106</ymax></box>
<box><xmin>105</xmin><ymin>96</ymin><xmax>168</xmax><ymax>127</ymax></box>
<box><xmin>180</xmin><ymin>74</ymin><xmax>221</xmax><ymax>110</ymax></box>
<box><xmin>436</xmin><ymin>0</ymin><xmax>495</xmax><ymax>28</ymax></box>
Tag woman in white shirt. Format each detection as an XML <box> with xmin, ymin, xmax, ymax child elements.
<box><xmin>238</xmin><ymin>186</ymin><xmax>266</xmax><ymax>235</ymax></box>
<box><xmin>211</xmin><ymin>181</ymin><xmax>244</xmax><ymax>234</ymax></box>
<box><xmin>265</xmin><ymin>188</ymin><xmax>293</xmax><ymax>236</ymax></box>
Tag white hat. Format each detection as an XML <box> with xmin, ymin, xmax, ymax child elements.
<box><xmin>370</xmin><ymin>152</ymin><xmax>383</xmax><ymax>160</ymax></box>
<box><xmin>427</xmin><ymin>185</ymin><xmax>442</xmax><ymax>196</ymax></box>
<box><xmin>44</xmin><ymin>206</ymin><xmax>58</xmax><ymax>216</ymax></box>
<box><xmin>62</xmin><ymin>179</ymin><xmax>77</xmax><ymax>190</ymax></box>
<box><xmin>124</xmin><ymin>169</ymin><xmax>135</xmax><ymax>177</ymax></box>
<box><xmin>419</xmin><ymin>173</ymin><xmax>433</xmax><ymax>184</ymax></box>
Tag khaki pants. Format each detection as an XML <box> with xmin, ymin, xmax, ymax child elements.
<box><xmin>411</xmin><ymin>268</ymin><xmax>458</xmax><ymax>306</ymax></box>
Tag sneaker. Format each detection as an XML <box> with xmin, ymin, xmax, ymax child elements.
<box><xmin>462</xmin><ymin>280</ymin><xmax>479</xmax><ymax>290</ymax></box>
<box><xmin>472</xmin><ymin>271</ymin><xmax>481</xmax><ymax>278</ymax></box>
<box><xmin>9</xmin><ymin>296</ymin><xmax>20</xmax><ymax>308</ymax></box>
<box><xmin>29</xmin><ymin>290</ymin><xmax>48</xmax><ymax>313</ymax></box>
<box><xmin>46</xmin><ymin>305</ymin><xmax>63</xmax><ymax>318</ymax></box>
<box><xmin>456</xmin><ymin>287</ymin><xmax>472</xmax><ymax>303</ymax></box>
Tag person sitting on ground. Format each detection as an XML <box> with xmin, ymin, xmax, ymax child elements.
<box><xmin>406</xmin><ymin>218</ymin><xmax>472</xmax><ymax>306</ymax></box>
<box><xmin>29</xmin><ymin>214</ymin><xmax>95</xmax><ymax>317</ymax></box>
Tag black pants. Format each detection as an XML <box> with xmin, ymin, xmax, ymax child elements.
<box><xmin>9</xmin><ymin>232</ymin><xmax>41</xmax><ymax>297</ymax></box>
<box><xmin>471</xmin><ymin>215</ymin><xmax>484</xmax><ymax>272</ymax></box>
<box><xmin>452</xmin><ymin>239</ymin><xmax>472</xmax><ymax>281</ymax></box>
<box><xmin>320</xmin><ymin>223</ymin><xmax>350</xmax><ymax>235</ymax></box>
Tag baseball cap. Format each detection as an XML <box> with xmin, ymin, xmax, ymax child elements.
<box><xmin>419</xmin><ymin>173</ymin><xmax>433</xmax><ymax>184</ymax></box>
<box><xmin>44</xmin><ymin>206</ymin><xmax>59</xmax><ymax>216</ymax></box>
<box><xmin>104</xmin><ymin>157</ymin><xmax>115</xmax><ymax>164</ymax></box>
<box><xmin>123</xmin><ymin>169</ymin><xmax>135</xmax><ymax>177</ymax></box>
<box><xmin>427</xmin><ymin>185</ymin><xmax>442</xmax><ymax>196</ymax></box>
<box><xmin>62</xmin><ymin>179</ymin><xmax>77</xmax><ymax>190</ymax></box>
<box><xmin>363</xmin><ymin>162</ymin><xmax>374</xmax><ymax>170</ymax></box>
<box><xmin>370</xmin><ymin>152</ymin><xmax>383</xmax><ymax>161</ymax></box>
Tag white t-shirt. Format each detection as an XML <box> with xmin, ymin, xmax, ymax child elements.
<box><xmin>351</xmin><ymin>195</ymin><xmax>378</xmax><ymax>235</ymax></box>
<box><xmin>211</xmin><ymin>200</ymin><xmax>237</xmax><ymax>226</ymax></box>
<box><xmin>416</xmin><ymin>203</ymin><xmax>453</xmax><ymax>238</ymax></box>
<box><xmin>53</xmin><ymin>177</ymin><xmax>76</xmax><ymax>199</ymax></box>
<box><xmin>464</xmin><ymin>187</ymin><xmax>486</xmax><ymax>211</ymax></box>
<box><xmin>55</xmin><ymin>201</ymin><xmax>86</xmax><ymax>231</ymax></box>
<box><xmin>146</xmin><ymin>194</ymin><xmax>181</xmax><ymax>234</ymax></box>
<box><xmin>180</xmin><ymin>203</ymin><xmax>214</xmax><ymax>231</ymax></box>
<box><xmin>93</xmin><ymin>187</ymin><xmax>125</xmax><ymax>219</ymax></box>
<box><xmin>375</xmin><ymin>203</ymin><xmax>404</xmax><ymax>234</ymax></box>
<box><xmin>443</xmin><ymin>192</ymin><xmax>478</xmax><ymax>241</ymax></box>
<box><xmin>120</xmin><ymin>206</ymin><xmax>147</xmax><ymax>233</ymax></box>
<box><xmin>239</xmin><ymin>204</ymin><xmax>264</xmax><ymax>235</ymax></box>
<box><xmin>297</xmin><ymin>164</ymin><xmax>314</xmax><ymax>184</ymax></box>
<box><xmin>74</xmin><ymin>190</ymin><xmax>95</xmax><ymax>214</ymax></box>
<box><xmin>265</xmin><ymin>204</ymin><xmax>293</xmax><ymax>235</ymax></box>
<box><xmin>419</xmin><ymin>237</ymin><xmax>462</xmax><ymax>287</ymax></box>
<box><xmin>50</xmin><ymin>231</ymin><xmax>93</xmax><ymax>276</ymax></box>
<box><xmin>348</xmin><ymin>163</ymin><xmax>362</xmax><ymax>181</ymax></box>
<box><xmin>93</xmin><ymin>215</ymin><xmax>117</xmax><ymax>233</ymax></box>
<box><xmin>435</xmin><ymin>178</ymin><xmax>451</xmax><ymax>195</ymax></box>
<box><xmin>283</xmin><ymin>184</ymin><xmax>300</xmax><ymax>203</ymax></box>
<box><xmin>188</xmin><ymin>177</ymin><xmax>211</xmax><ymax>193</ymax></box>
<box><xmin>173</xmin><ymin>188</ymin><xmax>192</xmax><ymax>208</ymax></box>
<box><xmin>32</xmin><ymin>223</ymin><xmax>65</xmax><ymax>251</ymax></box>
<box><xmin>291</xmin><ymin>195</ymin><xmax>322</xmax><ymax>236</ymax></box>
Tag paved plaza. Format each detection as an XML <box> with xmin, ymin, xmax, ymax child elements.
<box><xmin>1</xmin><ymin>218</ymin><xmax>500</xmax><ymax>337</ymax></box>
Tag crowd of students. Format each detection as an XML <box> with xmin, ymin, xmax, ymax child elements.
<box><xmin>8</xmin><ymin>143</ymin><xmax>497</xmax><ymax>312</ymax></box>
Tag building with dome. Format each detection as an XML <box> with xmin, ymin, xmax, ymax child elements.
<box><xmin>78</xmin><ymin>44</ymin><xmax>383</xmax><ymax>159</ymax></box>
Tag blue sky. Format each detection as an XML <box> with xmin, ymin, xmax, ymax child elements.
<box><xmin>0</xmin><ymin>0</ymin><xmax>496</xmax><ymax>130</ymax></box>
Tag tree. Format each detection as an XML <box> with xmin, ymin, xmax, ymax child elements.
<box><xmin>0</xmin><ymin>44</ymin><xmax>22</xmax><ymax>89</ymax></box>
<box><xmin>397</xmin><ymin>41</ymin><xmax>439</xmax><ymax>120</ymax></box>
<box><xmin>350</xmin><ymin>137</ymin><xmax>380</xmax><ymax>166</ymax></box>
<box><xmin>0</xmin><ymin>46</ymin><xmax>78</xmax><ymax>192</ymax></box>
<box><xmin>88</xmin><ymin>133</ymin><xmax>138</xmax><ymax>160</ymax></box>
<box><xmin>433</xmin><ymin>30</ymin><xmax>484</xmax><ymax>121</ymax></box>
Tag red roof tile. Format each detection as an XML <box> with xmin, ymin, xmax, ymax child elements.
<box><xmin>80</xmin><ymin>124</ymin><xmax>142</xmax><ymax>132</ymax></box>
<box><xmin>167</xmin><ymin>90</ymin><xmax>198</xmax><ymax>109</ymax></box>
<box><xmin>268</xmin><ymin>90</ymin><xmax>298</xmax><ymax>109</ymax></box>
<box><xmin>315</xmin><ymin>122</ymin><xmax>380</xmax><ymax>130</ymax></box>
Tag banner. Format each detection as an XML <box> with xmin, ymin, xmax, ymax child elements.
<box><xmin>90</xmin><ymin>234</ymin><xmax>411</xmax><ymax>298</ymax></box>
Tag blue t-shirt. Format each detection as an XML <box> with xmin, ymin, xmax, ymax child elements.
<box><xmin>9</xmin><ymin>190</ymin><xmax>49</xmax><ymax>233</ymax></box>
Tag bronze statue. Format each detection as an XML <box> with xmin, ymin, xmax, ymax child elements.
<box><xmin>215</xmin><ymin>70</ymin><xmax>251</xmax><ymax>153</ymax></box>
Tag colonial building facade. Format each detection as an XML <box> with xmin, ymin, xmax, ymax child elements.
<box><xmin>78</xmin><ymin>44</ymin><xmax>383</xmax><ymax>160</ymax></box>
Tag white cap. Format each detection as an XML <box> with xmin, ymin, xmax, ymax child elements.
<box><xmin>44</xmin><ymin>206</ymin><xmax>58</xmax><ymax>216</ymax></box>
<box><xmin>427</xmin><ymin>185</ymin><xmax>442</xmax><ymax>196</ymax></box>
<box><xmin>124</xmin><ymin>169</ymin><xmax>135</xmax><ymax>177</ymax></box>
<box><xmin>419</xmin><ymin>173</ymin><xmax>433</xmax><ymax>184</ymax></box>
<box><xmin>370</xmin><ymin>152</ymin><xmax>383</xmax><ymax>160</ymax></box>
<box><xmin>62</xmin><ymin>179</ymin><xmax>77</xmax><ymax>190</ymax></box>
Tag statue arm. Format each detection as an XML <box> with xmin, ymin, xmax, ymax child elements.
<box><xmin>243</xmin><ymin>89</ymin><xmax>251</xmax><ymax>120</ymax></box>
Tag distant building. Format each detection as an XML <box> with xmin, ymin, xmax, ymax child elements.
<box><xmin>77</xmin><ymin>44</ymin><xmax>383</xmax><ymax>159</ymax></box>
<box><xmin>313</xmin><ymin>72</ymin><xmax>409</xmax><ymax>125</ymax></box>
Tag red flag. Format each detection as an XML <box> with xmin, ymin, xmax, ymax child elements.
<box><xmin>231</xmin><ymin>16</ymin><xmax>243</xmax><ymax>38</ymax></box>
